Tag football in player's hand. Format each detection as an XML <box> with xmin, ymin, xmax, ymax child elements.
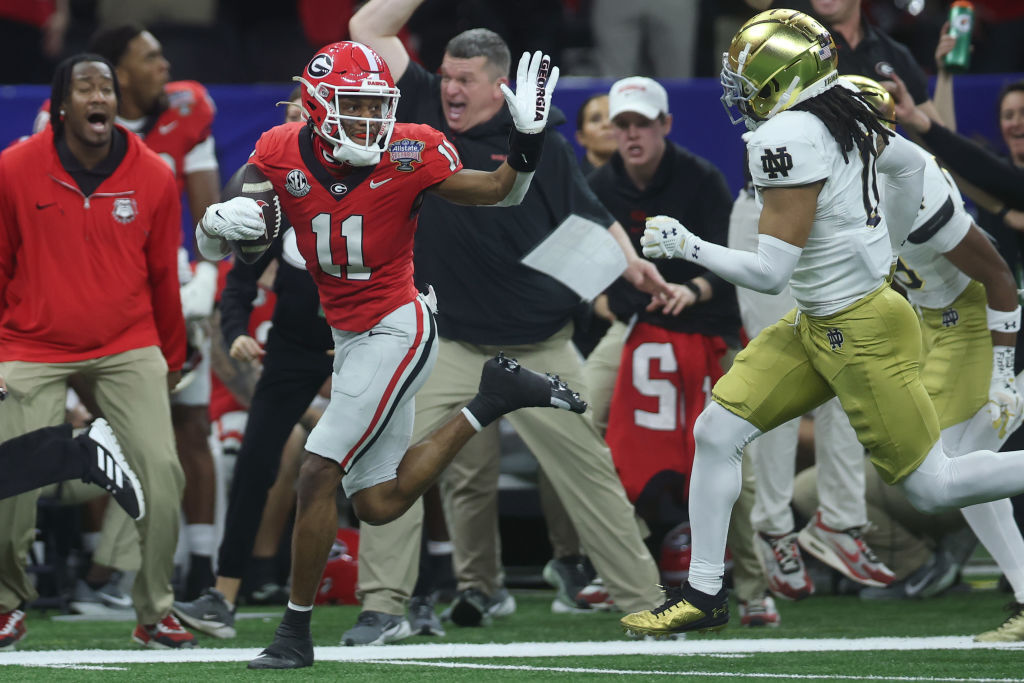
<box><xmin>221</xmin><ymin>163</ymin><xmax>282</xmax><ymax>264</ymax></box>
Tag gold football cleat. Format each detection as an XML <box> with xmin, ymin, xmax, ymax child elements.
<box><xmin>621</xmin><ymin>585</ymin><xmax>730</xmax><ymax>638</ymax></box>
<box><xmin>975</xmin><ymin>603</ymin><xmax>1024</xmax><ymax>642</ymax></box>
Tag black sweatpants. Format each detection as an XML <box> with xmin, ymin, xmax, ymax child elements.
<box><xmin>0</xmin><ymin>424</ymin><xmax>87</xmax><ymax>500</ymax></box>
<box><xmin>216</xmin><ymin>332</ymin><xmax>333</xmax><ymax>579</ymax></box>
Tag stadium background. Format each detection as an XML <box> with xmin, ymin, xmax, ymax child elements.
<box><xmin>3</xmin><ymin>73</ymin><xmax>1021</xmax><ymax>253</ymax></box>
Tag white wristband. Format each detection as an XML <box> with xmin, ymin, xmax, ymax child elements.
<box><xmin>987</xmin><ymin>305</ymin><xmax>1021</xmax><ymax>333</ymax></box>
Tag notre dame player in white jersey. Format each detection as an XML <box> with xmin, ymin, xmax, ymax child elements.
<box><xmin>621</xmin><ymin>9</ymin><xmax>1024</xmax><ymax>637</ymax></box>
<box><xmin>844</xmin><ymin>76</ymin><xmax>1024</xmax><ymax>641</ymax></box>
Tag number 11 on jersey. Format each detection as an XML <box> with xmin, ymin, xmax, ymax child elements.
<box><xmin>311</xmin><ymin>212</ymin><xmax>371</xmax><ymax>280</ymax></box>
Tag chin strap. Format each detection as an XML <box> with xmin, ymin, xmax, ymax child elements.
<box><xmin>312</xmin><ymin>135</ymin><xmax>382</xmax><ymax>168</ymax></box>
<box><xmin>331</xmin><ymin>141</ymin><xmax>381</xmax><ymax>167</ymax></box>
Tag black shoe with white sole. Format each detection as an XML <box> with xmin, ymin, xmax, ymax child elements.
<box><xmin>248</xmin><ymin>626</ymin><xmax>314</xmax><ymax>669</ymax></box>
<box><xmin>464</xmin><ymin>352</ymin><xmax>588</xmax><ymax>428</ymax></box>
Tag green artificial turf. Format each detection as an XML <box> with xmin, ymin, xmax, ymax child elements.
<box><xmin>3</xmin><ymin>587</ymin><xmax>1021</xmax><ymax>681</ymax></box>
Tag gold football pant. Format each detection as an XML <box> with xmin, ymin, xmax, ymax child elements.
<box><xmin>714</xmin><ymin>284</ymin><xmax>939</xmax><ymax>486</ymax></box>
<box><xmin>918</xmin><ymin>280</ymin><xmax>990</xmax><ymax>430</ymax></box>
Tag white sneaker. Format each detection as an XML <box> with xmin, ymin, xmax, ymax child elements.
<box><xmin>70</xmin><ymin>574</ymin><xmax>133</xmax><ymax>615</ymax></box>
<box><xmin>341</xmin><ymin>611</ymin><xmax>412</xmax><ymax>646</ymax></box>
<box><xmin>486</xmin><ymin>587</ymin><xmax>517</xmax><ymax>618</ymax></box>
<box><xmin>738</xmin><ymin>594</ymin><xmax>780</xmax><ymax>627</ymax></box>
<box><xmin>798</xmin><ymin>511</ymin><xmax>895</xmax><ymax>588</ymax></box>
<box><xmin>753</xmin><ymin>530</ymin><xmax>814</xmax><ymax>601</ymax></box>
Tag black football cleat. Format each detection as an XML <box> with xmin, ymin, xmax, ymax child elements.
<box><xmin>489</xmin><ymin>352</ymin><xmax>587</xmax><ymax>413</ymax></box>
<box><xmin>247</xmin><ymin>629</ymin><xmax>314</xmax><ymax>670</ymax></box>
<box><xmin>78</xmin><ymin>418</ymin><xmax>145</xmax><ymax>521</ymax></box>
<box><xmin>491</xmin><ymin>353</ymin><xmax>586</xmax><ymax>410</ymax></box>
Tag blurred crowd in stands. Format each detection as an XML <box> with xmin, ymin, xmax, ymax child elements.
<box><xmin>2</xmin><ymin>0</ymin><xmax>1024</xmax><ymax>85</ymax></box>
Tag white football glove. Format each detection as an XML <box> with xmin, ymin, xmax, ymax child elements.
<box><xmin>199</xmin><ymin>196</ymin><xmax>267</xmax><ymax>241</ymax></box>
<box><xmin>641</xmin><ymin>215</ymin><xmax>698</xmax><ymax>261</ymax></box>
<box><xmin>180</xmin><ymin>261</ymin><xmax>218</xmax><ymax>320</ymax></box>
<box><xmin>500</xmin><ymin>51</ymin><xmax>560</xmax><ymax>135</ymax></box>
<box><xmin>988</xmin><ymin>346</ymin><xmax>1024</xmax><ymax>438</ymax></box>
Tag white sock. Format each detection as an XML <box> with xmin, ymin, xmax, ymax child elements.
<box><xmin>944</xmin><ymin>419</ymin><xmax>1024</xmax><ymax>603</ymax></box>
<box><xmin>961</xmin><ymin>498</ymin><xmax>1024</xmax><ymax>603</ymax></box>
<box><xmin>461</xmin><ymin>406</ymin><xmax>484</xmax><ymax>433</ymax></box>
<box><xmin>687</xmin><ymin>403</ymin><xmax>761</xmax><ymax>596</ymax></box>
<box><xmin>185</xmin><ymin>524</ymin><xmax>217</xmax><ymax>557</ymax></box>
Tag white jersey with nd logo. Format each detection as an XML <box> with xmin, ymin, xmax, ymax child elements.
<box><xmin>891</xmin><ymin>143</ymin><xmax>972</xmax><ymax>311</ymax></box>
<box><xmin>746</xmin><ymin>109</ymin><xmax>896</xmax><ymax>317</ymax></box>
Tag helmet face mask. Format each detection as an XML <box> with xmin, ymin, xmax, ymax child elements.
<box><xmin>719</xmin><ymin>47</ymin><xmax>763</xmax><ymax>130</ymax></box>
<box><xmin>295</xmin><ymin>41</ymin><xmax>401</xmax><ymax>166</ymax></box>
<box><xmin>720</xmin><ymin>9</ymin><xmax>838</xmax><ymax>130</ymax></box>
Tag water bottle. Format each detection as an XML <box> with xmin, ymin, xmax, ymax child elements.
<box><xmin>943</xmin><ymin>1</ymin><xmax>974</xmax><ymax>74</ymax></box>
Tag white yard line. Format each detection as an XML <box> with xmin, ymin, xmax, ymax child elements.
<box><xmin>376</xmin><ymin>660</ymin><xmax>1024</xmax><ymax>682</ymax></box>
<box><xmin>1</xmin><ymin>636</ymin><xmax>1023</xmax><ymax>666</ymax></box>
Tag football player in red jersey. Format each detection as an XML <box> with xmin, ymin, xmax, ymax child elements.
<box><xmin>86</xmin><ymin>23</ymin><xmax>223</xmax><ymax>598</ymax></box>
<box><xmin>197</xmin><ymin>41</ymin><xmax>585</xmax><ymax>669</ymax></box>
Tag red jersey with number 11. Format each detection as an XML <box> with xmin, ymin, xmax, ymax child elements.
<box><xmin>249</xmin><ymin>122</ymin><xmax>461</xmax><ymax>332</ymax></box>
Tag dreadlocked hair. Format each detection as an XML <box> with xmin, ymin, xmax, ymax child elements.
<box><xmin>792</xmin><ymin>85</ymin><xmax>893</xmax><ymax>165</ymax></box>
<box><xmin>50</xmin><ymin>53</ymin><xmax>121</xmax><ymax>138</ymax></box>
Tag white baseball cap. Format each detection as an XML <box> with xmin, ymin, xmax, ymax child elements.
<box><xmin>608</xmin><ymin>76</ymin><xmax>669</xmax><ymax>121</ymax></box>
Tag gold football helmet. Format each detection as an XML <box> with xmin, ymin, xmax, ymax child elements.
<box><xmin>842</xmin><ymin>74</ymin><xmax>897</xmax><ymax>130</ymax></box>
<box><xmin>721</xmin><ymin>9</ymin><xmax>839</xmax><ymax>129</ymax></box>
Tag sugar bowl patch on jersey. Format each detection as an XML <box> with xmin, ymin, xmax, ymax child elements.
<box><xmin>388</xmin><ymin>138</ymin><xmax>424</xmax><ymax>171</ymax></box>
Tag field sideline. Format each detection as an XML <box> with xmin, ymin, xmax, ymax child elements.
<box><xmin>3</xmin><ymin>635</ymin><xmax>1024</xmax><ymax>664</ymax></box>
<box><xmin>2</xmin><ymin>638</ymin><xmax>1023</xmax><ymax>681</ymax></box>
<box><xmin>2</xmin><ymin>589</ymin><xmax>1023</xmax><ymax>680</ymax></box>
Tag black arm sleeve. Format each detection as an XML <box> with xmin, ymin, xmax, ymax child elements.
<box><xmin>920</xmin><ymin>123</ymin><xmax>1024</xmax><ymax>209</ymax></box>
<box><xmin>219</xmin><ymin>240</ymin><xmax>279</xmax><ymax>348</ymax></box>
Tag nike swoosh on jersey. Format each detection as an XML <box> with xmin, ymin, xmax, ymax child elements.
<box><xmin>35</xmin><ymin>201</ymin><xmax>56</xmax><ymax>210</ymax></box>
<box><xmin>158</xmin><ymin>121</ymin><xmax>178</xmax><ymax>135</ymax></box>
<box><xmin>369</xmin><ymin>178</ymin><xmax>392</xmax><ymax>189</ymax></box>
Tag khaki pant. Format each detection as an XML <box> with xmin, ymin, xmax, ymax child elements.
<box><xmin>543</xmin><ymin>330</ymin><xmax>765</xmax><ymax>602</ymax></box>
<box><xmin>357</xmin><ymin>325</ymin><xmax>663</xmax><ymax>614</ymax></box>
<box><xmin>580</xmin><ymin>320</ymin><xmax>628</xmax><ymax>435</ymax></box>
<box><xmin>0</xmin><ymin>347</ymin><xmax>184</xmax><ymax>623</ymax></box>
<box><xmin>44</xmin><ymin>480</ymin><xmax>141</xmax><ymax>571</ymax></box>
